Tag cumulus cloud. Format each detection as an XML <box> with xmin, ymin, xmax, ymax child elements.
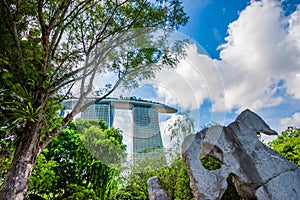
<box><xmin>152</xmin><ymin>0</ymin><xmax>300</xmax><ymax>115</ymax></box>
<box><xmin>228</xmin><ymin>0</ymin><xmax>300</xmax><ymax>108</ymax></box>
<box><xmin>135</xmin><ymin>43</ymin><xmax>226</xmax><ymax>125</ymax></box>
<box><xmin>279</xmin><ymin>112</ymin><xmax>300</xmax><ymax>131</ymax></box>
<box><xmin>216</xmin><ymin>0</ymin><xmax>300</xmax><ymax>112</ymax></box>
<box><xmin>110</xmin><ymin>0</ymin><xmax>300</xmax><ymax>139</ymax></box>
<box><xmin>151</xmin><ymin>44</ymin><xmax>225</xmax><ymax>111</ymax></box>
<box><xmin>160</xmin><ymin>113</ymin><xmax>196</xmax><ymax>150</ymax></box>
<box><xmin>159</xmin><ymin>114</ymin><xmax>178</xmax><ymax>149</ymax></box>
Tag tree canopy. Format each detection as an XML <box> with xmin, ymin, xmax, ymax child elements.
<box><xmin>0</xmin><ymin>0</ymin><xmax>188</xmax><ymax>198</ymax></box>
<box><xmin>269</xmin><ymin>126</ymin><xmax>300</xmax><ymax>167</ymax></box>
<box><xmin>27</xmin><ymin>120</ymin><xmax>125</xmax><ymax>200</ymax></box>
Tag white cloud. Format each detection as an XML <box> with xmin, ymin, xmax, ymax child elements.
<box><xmin>149</xmin><ymin>44</ymin><xmax>225</xmax><ymax>111</ymax></box>
<box><xmin>279</xmin><ymin>112</ymin><xmax>300</xmax><ymax>131</ymax></box>
<box><xmin>159</xmin><ymin>115</ymin><xmax>178</xmax><ymax>149</ymax></box>
<box><xmin>164</xmin><ymin>1</ymin><xmax>299</xmax><ymax>112</ymax></box>
<box><xmin>112</xmin><ymin>0</ymin><xmax>300</xmax><ymax>135</ymax></box>
<box><xmin>284</xmin><ymin>5</ymin><xmax>300</xmax><ymax>99</ymax></box>
<box><xmin>146</xmin><ymin>0</ymin><xmax>300</xmax><ymax>124</ymax></box>
<box><xmin>112</xmin><ymin>110</ymin><xmax>133</xmax><ymax>153</ymax></box>
<box><xmin>216</xmin><ymin>0</ymin><xmax>300</xmax><ymax>112</ymax></box>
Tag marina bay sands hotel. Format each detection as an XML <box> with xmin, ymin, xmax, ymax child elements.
<box><xmin>62</xmin><ymin>98</ymin><xmax>177</xmax><ymax>153</ymax></box>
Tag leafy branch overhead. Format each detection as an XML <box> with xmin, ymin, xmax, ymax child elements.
<box><xmin>0</xmin><ymin>0</ymin><xmax>189</xmax><ymax>143</ymax></box>
<box><xmin>0</xmin><ymin>0</ymin><xmax>189</xmax><ymax>199</ymax></box>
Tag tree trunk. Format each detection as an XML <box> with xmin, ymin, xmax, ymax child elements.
<box><xmin>0</xmin><ymin>124</ymin><xmax>42</xmax><ymax>200</ymax></box>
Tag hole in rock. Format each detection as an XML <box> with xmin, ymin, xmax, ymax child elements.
<box><xmin>221</xmin><ymin>174</ymin><xmax>241</xmax><ymax>200</ymax></box>
<box><xmin>199</xmin><ymin>155</ymin><xmax>222</xmax><ymax>171</ymax></box>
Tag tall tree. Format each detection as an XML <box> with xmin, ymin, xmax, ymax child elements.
<box><xmin>0</xmin><ymin>0</ymin><xmax>188</xmax><ymax>199</ymax></box>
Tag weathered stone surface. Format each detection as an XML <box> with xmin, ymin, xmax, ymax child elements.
<box><xmin>147</xmin><ymin>176</ymin><xmax>171</xmax><ymax>200</ymax></box>
<box><xmin>182</xmin><ymin>109</ymin><xmax>300</xmax><ymax>200</ymax></box>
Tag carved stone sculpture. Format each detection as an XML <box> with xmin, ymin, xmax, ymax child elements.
<box><xmin>147</xmin><ymin>176</ymin><xmax>171</xmax><ymax>200</ymax></box>
<box><xmin>182</xmin><ymin>109</ymin><xmax>300</xmax><ymax>200</ymax></box>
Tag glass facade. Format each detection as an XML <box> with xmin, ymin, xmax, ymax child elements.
<box><xmin>132</xmin><ymin>106</ymin><xmax>163</xmax><ymax>153</ymax></box>
<box><xmin>61</xmin><ymin>99</ymin><xmax>175</xmax><ymax>155</ymax></box>
<box><xmin>81</xmin><ymin>104</ymin><xmax>111</xmax><ymax>126</ymax></box>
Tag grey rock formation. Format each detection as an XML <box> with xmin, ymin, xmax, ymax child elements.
<box><xmin>182</xmin><ymin>109</ymin><xmax>300</xmax><ymax>200</ymax></box>
<box><xmin>147</xmin><ymin>176</ymin><xmax>171</xmax><ymax>200</ymax></box>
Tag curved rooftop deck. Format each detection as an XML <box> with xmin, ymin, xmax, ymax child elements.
<box><xmin>62</xmin><ymin>98</ymin><xmax>177</xmax><ymax>113</ymax></box>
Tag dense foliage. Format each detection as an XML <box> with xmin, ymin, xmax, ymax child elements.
<box><xmin>0</xmin><ymin>128</ymin><xmax>14</xmax><ymax>185</ymax></box>
<box><xmin>269</xmin><ymin>126</ymin><xmax>300</xmax><ymax>167</ymax></box>
<box><xmin>112</xmin><ymin>154</ymin><xmax>241</xmax><ymax>200</ymax></box>
<box><xmin>27</xmin><ymin>120</ymin><xmax>125</xmax><ymax>200</ymax></box>
<box><xmin>113</xmin><ymin>157</ymin><xmax>194</xmax><ymax>200</ymax></box>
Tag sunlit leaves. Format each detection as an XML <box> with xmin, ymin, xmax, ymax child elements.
<box><xmin>28</xmin><ymin>120</ymin><xmax>124</xmax><ymax>199</ymax></box>
<box><xmin>4</xmin><ymin>84</ymin><xmax>40</xmax><ymax>124</ymax></box>
<box><xmin>80</xmin><ymin>125</ymin><xmax>126</xmax><ymax>167</ymax></box>
<box><xmin>113</xmin><ymin>157</ymin><xmax>194</xmax><ymax>200</ymax></box>
<box><xmin>269</xmin><ymin>126</ymin><xmax>300</xmax><ymax>167</ymax></box>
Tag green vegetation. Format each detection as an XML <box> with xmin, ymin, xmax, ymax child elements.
<box><xmin>2</xmin><ymin>113</ymin><xmax>299</xmax><ymax>199</ymax></box>
<box><xmin>113</xmin><ymin>157</ymin><xmax>194</xmax><ymax>200</ymax></box>
<box><xmin>111</xmin><ymin>154</ymin><xmax>240</xmax><ymax>200</ymax></box>
<box><xmin>0</xmin><ymin>0</ymin><xmax>188</xmax><ymax>198</ymax></box>
<box><xmin>0</xmin><ymin>127</ymin><xmax>14</xmax><ymax>186</ymax></box>
<box><xmin>269</xmin><ymin>126</ymin><xmax>300</xmax><ymax>167</ymax></box>
<box><xmin>111</xmin><ymin>112</ymin><xmax>239</xmax><ymax>200</ymax></box>
<box><xmin>119</xmin><ymin>96</ymin><xmax>170</xmax><ymax>106</ymax></box>
<box><xmin>27</xmin><ymin>120</ymin><xmax>125</xmax><ymax>200</ymax></box>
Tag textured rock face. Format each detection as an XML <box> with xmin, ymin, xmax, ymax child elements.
<box><xmin>147</xmin><ymin>176</ymin><xmax>171</xmax><ymax>200</ymax></box>
<box><xmin>182</xmin><ymin>109</ymin><xmax>300</xmax><ymax>200</ymax></box>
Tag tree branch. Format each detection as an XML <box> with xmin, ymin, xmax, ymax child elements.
<box><xmin>2</xmin><ymin>0</ymin><xmax>23</xmax><ymax>62</ymax></box>
<box><xmin>48</xmin><ymin>0</ymin><xmax>72</xmax><ymax>31</ymax></box>
<box><xmin>50</xmin><ymin>1</ymin><xmax>93</xmax><ymax>60</ymax></box>
<box><xmin>80</xmin><ymin>62</ymin><xmax>150</xmax><ymax>111</ymax></box>
<box><xmin>57</xmin><ymin>82</ymin><xmax>75</xmax><ymax>103</ymax></box>
<box><xmin>39</xmin><ymin>0</ymin><xmax>72</xmax><ymax>70</ymax></box>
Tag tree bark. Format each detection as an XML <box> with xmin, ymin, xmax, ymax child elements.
<box><xmin>0</xmin><ymin>124</ymin><xmax>42</xmax><ymax>200</ymax></box>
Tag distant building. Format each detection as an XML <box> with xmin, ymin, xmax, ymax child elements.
<box><xmin>132</xmin><ymin>106</ymin><xmax>162</xmax><ymax>153</ymax></box>
<box><xmin>62</xmin><ymin>98</ymin><xmax>177</xmax><ymax>153</ymax></box>
<box><xmin>81</xmin><ymin>104</ymin><xmax>113</xmax><ymax>126</ymax></box>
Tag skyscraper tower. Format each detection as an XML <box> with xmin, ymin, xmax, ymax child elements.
<box><xmin>61</xmin><ymin>98</ymin><xmax>177</xmax><ymax>153</ymax></box>
<box><xmin>132</xmin><ymin>106</ymin><xmax>162</xmax><ymax>153</ymax></box>
<box><xmin>81</xmin><ymin>103</ymin><xmax>114</xmax><ymax>127</ymax></box>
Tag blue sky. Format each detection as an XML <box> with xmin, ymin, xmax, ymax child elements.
<box><xmin>175</xmin><ymin>0</ymin><xmax>300</xmax><ymax>132</ymax></box>
<box><xmin>155</xmin><ymin>0</ymin><xmax>298</xmax><ymax>130</ymax></box>
<box><xmin>180</xmin><ymin>0</ymin><xmax>250</xmax><ymax>59</ymax></box>
<box><xmin>111</xmin><ymin>0</ymin><xmax>300</xmax><ymax>147</ymax></box>
<box><xmin>181</xmin><ymin>0</ymin><xmax>299</xmax><ymax>59</ymax></box>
